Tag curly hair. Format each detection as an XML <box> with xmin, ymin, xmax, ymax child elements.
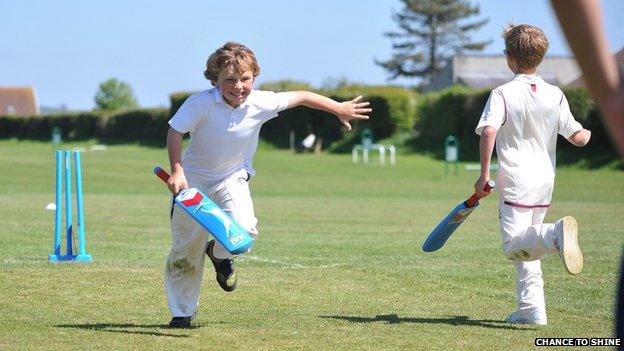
<box><xmin>502</xmin><ymin>24</ymin><xmax>549</xmax><ymax>70</ymax></box>
<box><xmin>204</xmin><ymin>42</ymin><xmax>260</xmax><ymax>85</ymax></box>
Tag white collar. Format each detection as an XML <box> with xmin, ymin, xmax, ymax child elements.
<box><xmin>513</xmin><ymin>73</ymin><xmax>540</xmax><ymax>83</ymax></box>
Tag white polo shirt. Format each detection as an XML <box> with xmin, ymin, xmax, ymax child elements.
<box><xmin>169</xmin><ymin>87</ymin><xmax>289</xmax><ymax>182</ymax></box>
<box><xmin>475</xmin><ymin>74</ymin><xmax>583</xmax><ymax>207</ymax></box>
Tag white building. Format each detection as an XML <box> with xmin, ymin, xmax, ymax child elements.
<box><xmin>425</xmin><ymin>55</ymin><xmax>580</xmax><ymax>92</ymax></box>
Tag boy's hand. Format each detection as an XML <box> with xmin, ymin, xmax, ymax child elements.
<box><xmin>474</xmin><ymin>175</ymin><xmax>494</xmax><ymax>198</ymax></box>
<box><xmin>337</xmin><ymin>96</ymin><xmax>371</xmax><ymax>131</ymax></box>
<box><xmin>167</xmin><ymin>170</ymin><xmax>188</xmax><ymax>195</ymax></box>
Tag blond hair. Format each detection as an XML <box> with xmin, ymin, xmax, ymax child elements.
<box><xmin>502</xmin><ymin>24</ymin><xmax>549</xmax><ymax>70</ymax></box>
<box><xmin>204</xmin><ymin>42</ymin><xmax>260</xmax><ymax>85</ymax></box>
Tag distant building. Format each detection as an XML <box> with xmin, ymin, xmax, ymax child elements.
<box><xmin>0</xmin><ymin>86</ymin><xmax>40</xmax><ymax>116</ymax></box>
<box><xmin>565</xmin><ymin>48</ymin><xmax>624</xmax><ymax>88</ymax></box>
<box><xmin>40</xmin><ymin>104</ymin><xmax>68</xmax><ymax>115</ymax></box>
<box><xmin>425</xmin><ymin>55</ymin><xmax>580</xmax><ymax>92</ymax></box>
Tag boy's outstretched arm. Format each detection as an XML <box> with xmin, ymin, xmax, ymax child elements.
<box><xmin>166</xmin><ymin>127</ymin><xmax>188</xmax><ymax>194</ymax></box>
<box><xmin>279</xmin><ymin>91</ymin><xmax>371</xmax><ymax>131</ymax></box>
<box><xmin>567</xmin><ymin>129</ymin><xmax>592</xmax><ymax>147</ymax></box>
<box><xmin>475</xmin><ymin>126</ymin><xmax>497</xmax><ymax>197</ymax></box>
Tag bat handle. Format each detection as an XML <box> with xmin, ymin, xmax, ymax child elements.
<box><xmin>154</xmin><ymin>166</ymin><xmax>187</xmax><ymax>196</ymax></box>
<box><xmin>465</xmin><ymin>180</ymin><xmax>495</xmax><ymax>207</ymax></box>
<box><xmin>153</xmin><ymin>166</ymin><xmax>170</xmax><ymax>183</ymax></box>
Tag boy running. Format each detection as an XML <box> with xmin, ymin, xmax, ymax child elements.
<box><xmin>164</xmin><ymin>42</ymin><xmax>371</xmax><ymax>328</ymax></box>
<box><xmin>474</xmin><ymin>24</ymin><xmax>591</xmax><ymax>325</ymax></box>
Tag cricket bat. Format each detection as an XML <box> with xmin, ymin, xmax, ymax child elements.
<box><xmin>153</xmin><ymin>166</ymin><xmax>254</xmax><ymax>255</ymax></box>
<box><xmin>422</xmin><ymin>180</ymin><xmax>495</xmax><ymax>252</ymax></box>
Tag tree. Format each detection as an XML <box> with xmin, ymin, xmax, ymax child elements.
<box><xmin>94</xmin><ymin>78</ymin><xmax>139</xmax><ymax>111</ymax></box>
<box><xmin>377</xmin><ymin>0</ymin><xmax>490</xmax><ymax>85</ymax></box>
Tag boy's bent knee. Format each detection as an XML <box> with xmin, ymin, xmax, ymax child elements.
<box><xmin>504</xmin><ymin>248</ymin><xmax>532</xmax><ymax>261</ymax></box>
<box><xmin>503</xmin><ymin>245</ymin><xmax>547</xmax><ymax>261</ymax></box>
<box><xmin>503</xmin><ymin>240</ymin><xmax>533</xmax><ymax>260</ymax></box>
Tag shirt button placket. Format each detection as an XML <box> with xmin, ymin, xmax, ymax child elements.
<box><xmin>228</xmin><ymin>108</ymin><xmax>235</xmax><ymax>128</ymax></box>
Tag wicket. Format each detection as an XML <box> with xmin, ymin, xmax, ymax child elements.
<box><xmin>49</xmin><ymin>150</ymin><xmax>92</xmax><ymax>262</ymax></box>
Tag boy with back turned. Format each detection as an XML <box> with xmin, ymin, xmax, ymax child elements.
<box><xmin>475</xmin><ymin>24</ymin><xmax>591</xmax><ymax>325</ymax></box>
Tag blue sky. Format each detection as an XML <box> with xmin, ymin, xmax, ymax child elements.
<box><xmin>1</xmin><ymin>0</ymin><xmax>623</xmax><ymax>111</ymax></box>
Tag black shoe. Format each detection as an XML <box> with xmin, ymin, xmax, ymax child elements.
<box><xmin>206</xmin><ymin>240</ymin><xmax>238</xmax><ymax>292</ymax></box>
<box><xmin>169</xmin><ymin>316</ymin><xmax>192</xmax><ymax>328</ymax></box>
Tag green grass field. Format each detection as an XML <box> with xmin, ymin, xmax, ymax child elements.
<box><xmin>0</xmin><ymin>139</ymin><xmax>622</xmax><ymax>350</ymax></box>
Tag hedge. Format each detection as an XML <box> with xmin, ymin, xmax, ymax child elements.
<box><xmin>3</xmin><ymin>84</ymin><xmax>617</xmax><ymax>167</ymax></box>
<box><xmin>414</xmin><ymin>85</ymin><xmax>489</xmax><ymax>159</ymax></box>
<box><xmin>331</xmin><ymin>85</ymin><xmax>419</xmax><ymax>135</ymax></box>
<box><xmin>413</xmin><ymin>85</ymin><xmax>617</xmax><ymax>164</ymax></box>
<box><xmin>101</xmin><ymin>108</ymin><xmax>170</xmax><ymax>142</ymax></box>
<box><xmin>0</xmin><ymin>109</ymin><xmax>170</xmax><ymax>146</ymax></box>
<box><xmin>0</xmin><ymin>112</ymin><xmax>104</xmax><ymax>141</ymax></box>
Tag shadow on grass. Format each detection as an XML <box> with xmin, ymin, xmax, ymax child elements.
<box><xmin>55</xmin><ymin>322</ymin><xmax>208</xmax><ymax>337</ymax></box>
<box><xmin>321</xmin><ymin>314</ymin><xmax>535</xmax><ymax>330</ymax></box>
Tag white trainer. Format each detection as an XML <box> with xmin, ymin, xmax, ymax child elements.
<box><xmin>504</xmin><ymin>311</ymin><xmax>547</xmax><ymax>325</ymax></box>
<box><xmin>554</xmin><ymin>216</ymin><xmax>583</xmax><ymax>275</ymax></box>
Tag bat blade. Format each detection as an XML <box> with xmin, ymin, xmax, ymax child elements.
<box><xmin>153</xmin><ymin>167</ymin><xmax>254</xmax><ymax>255</ymax></box>
<box><xmin>422</xmin><ymin>180</ymin><xmax>494</xmax><ymax>252</ymax></box>
<box><xmin>421</xmin><ymin>202</ymin><xmax>478</xmax><ymax>252</ymax></box>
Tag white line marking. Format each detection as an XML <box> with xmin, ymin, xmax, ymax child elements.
<box><xmin>239</xmin><ymin>255</ymin><xmax>345</xmax><ymax>269</ymax></box>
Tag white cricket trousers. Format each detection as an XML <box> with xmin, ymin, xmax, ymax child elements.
<box><xmin>164</xmin><ymin>169</ymin><xmax>258</xmax><ymax>318</ymax></box>
<box><xmin>499</xmin><ymin>202</ymin><xmax>559</xmax><ymax>316</ymax></box>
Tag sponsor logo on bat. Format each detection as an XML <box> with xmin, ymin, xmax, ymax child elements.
<box><xmin>177</xmin><ymin>188</ymin><xmax>247</xmax><ymax>244</ymax></box>
<box><xmin>178</xmin><ymin>189</ymin><xmax>203</xmax><ymax>206</ymax></box>
<box><xmin>229</xmin><ymin>235</ymin><xmax>243</xmax><ymax>245</ymax></box>
<box><xmin>449</xmin><ymin>207</ymin><xmax>476</xmax><ymax>224</ymax></box>
<box><xmin>199</xmin><ymin>205</ymin><xmax>235</xmax><ymax>239</ymax></box>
